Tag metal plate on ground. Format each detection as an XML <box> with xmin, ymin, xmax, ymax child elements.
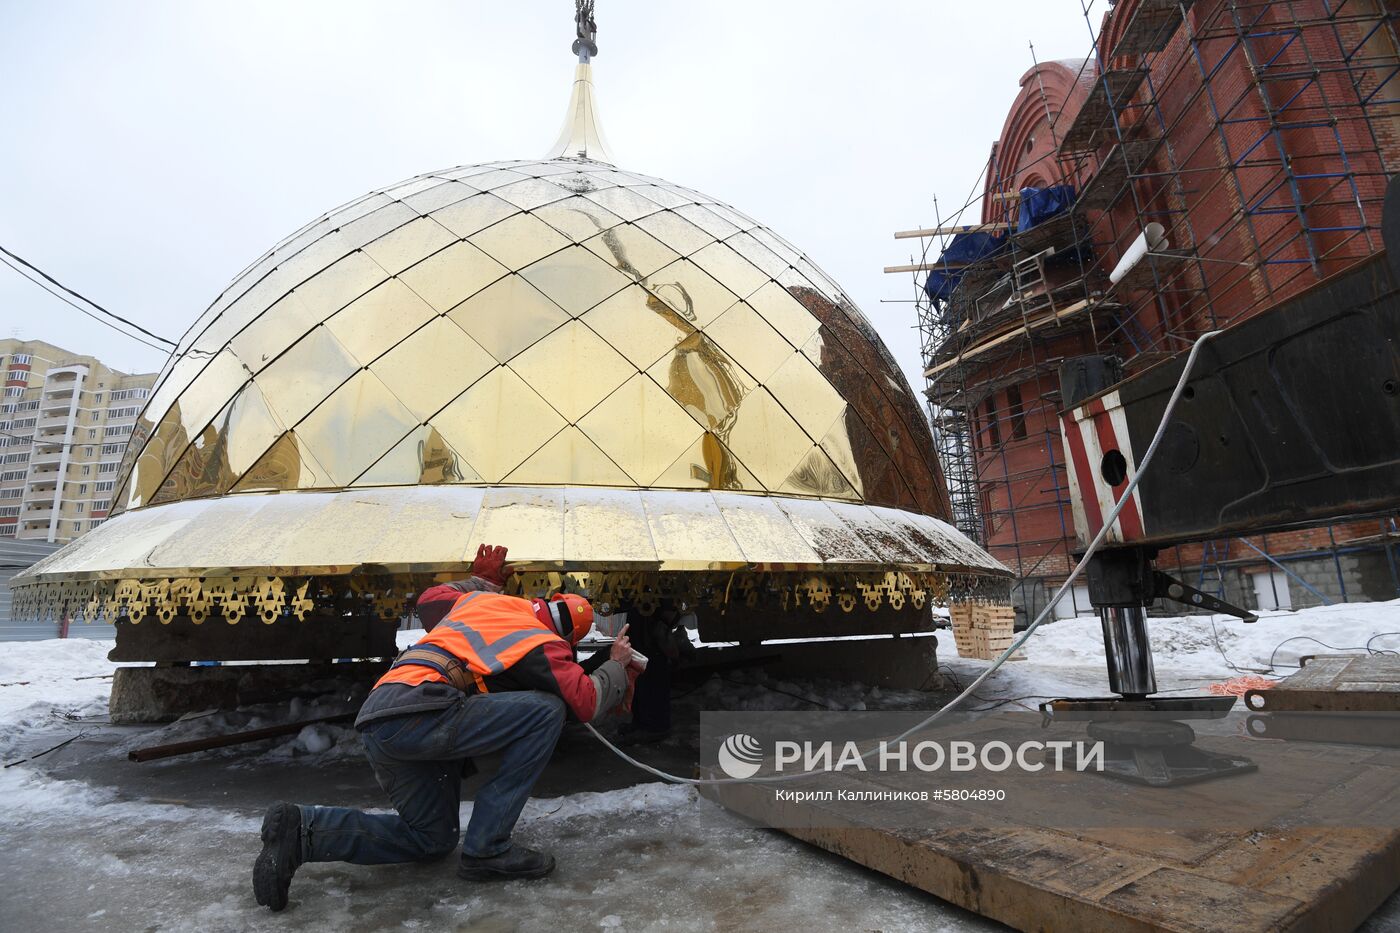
<box><xmin>1245</xmin><ymin>656</ymin><xmax>1400</xmax><ymax>713</ymax></box>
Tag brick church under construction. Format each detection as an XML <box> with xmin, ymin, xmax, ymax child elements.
<box><xmin>900</xmin><ymin>0</ymin><xmax>1400</xmax><ymax>621</ymax></box>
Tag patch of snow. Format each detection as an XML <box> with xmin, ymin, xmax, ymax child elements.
<box><xmin>515</xmin><ymin>782</ymin><xmax>698</xmax><ymax>824</ymax></box>
<box><xmin>0</xmin><ymin>638</ymin><xmax>120</xmax><ymax>761</ymax></box>
<box><xmin>0</xmin><ymin>638</ymin><xmax>116</xmax><ymax>716</ymax></box>
<box><xmin>936</xmin><ymin>598</ymin><xmax>1400</xmax><ymax>704</ymax></box>
<box><xmin>1022</xmin><ymin>598</ymin><xmax>1400</xmax><ymax>676</ymax></box>
<box><xmin>294</xmin><ymin>724</ymin><xmax>335</xmax><ymax>755</ymax></box>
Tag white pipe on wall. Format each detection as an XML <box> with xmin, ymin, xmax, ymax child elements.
<box><xmin>1110</xmin><ymin>222</ymin><xmax>1168</xmax><ymax>285</ymax></box>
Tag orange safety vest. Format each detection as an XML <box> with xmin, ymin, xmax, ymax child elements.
<box><xmin>375</xmin><ymin>591</ymin><xmax>563</xmax><ymax>694</ymax></box>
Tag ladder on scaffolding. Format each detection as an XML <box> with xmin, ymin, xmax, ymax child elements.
<box><xmin>1196</xmin><ymin>539</ymin><xmax>1230</xmax><ymax>605</ymax></box>
<box><xmin>1011</xmin><ymin>249</ymin><xmax>1057</xmax><ymax>320</ymax></box>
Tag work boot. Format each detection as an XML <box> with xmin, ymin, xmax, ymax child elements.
<box><xmin>457</xmin><ymin>844</ymin><xmax>556</xmax><ymax>881</ymax></box>
<box><xmin>253</xmin><ymin>802</ymin><xmax>304</xmax><ymax>911</ymax></box>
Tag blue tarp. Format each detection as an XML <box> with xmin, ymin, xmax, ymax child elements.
<box><xmin>922</xmin><ymin>231</ymin><xmax>1006</xmax><ymax>305</ymax></box>
<box><xmin>922</xmin><ymin>186</ymin><xmax>1076</xmax><ymax>307</ymax></box>
<box><xmin>1016</xmin><ymin>185</ymin><xmax>1076</xmax><ymax>233</ymax></box>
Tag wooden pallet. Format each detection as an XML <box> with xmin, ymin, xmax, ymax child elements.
<box><xmin>950</xmin><ymin>600</ymin><xmax>1025</xmax><ymax>661</ymax></box>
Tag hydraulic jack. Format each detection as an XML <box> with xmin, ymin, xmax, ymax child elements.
<box><xmin>1041</xmin><ymin>547</ymin><xmax>1258</xmax><ymax>787</ymax></box>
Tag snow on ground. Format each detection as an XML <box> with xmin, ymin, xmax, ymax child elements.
<box><xmin>0</xmin><ymin>638</ymin><xmax>117</xmax><ymax>762</ymax></box>
<box><xmin>3</xmin><ymin>601</ymin><xmax>1399</xmax><ymax>930</ymax></box>
<box><xmin>946</xmin><ymin>597</ymin><xmax>1400</xmax><ymax>706</ymax></box>
<box><xmin>0</xmin><ymin>637</ymin><xmax>116</xmax><ymax>718</ymax></box>
<box><xmin>1024</xmin><ymin>598</ymin><xmax>1400</xmax><ymax>677</ymax></box>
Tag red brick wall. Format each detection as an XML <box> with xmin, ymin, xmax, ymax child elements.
<box><xmin>1167</xmin><ymin>519</ymin><xmax>1388</xmax><ymax>570</ymax></box>
<box><xmin>958</xmin><ymin>0</ymin><xmax>1399</xmax><ymax>579</ymax></box>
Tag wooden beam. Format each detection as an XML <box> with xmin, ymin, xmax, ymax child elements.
<box><xmin>894</xmin><ymin>224</ymin><xmax>1009</xmax><ymax>240</ymax></box>
<box><xmin>128</xmin><ymin>713</ymin><xmax>355</xmax><ymax>762</ymax></box>
<box><xmin>989</xmin><ymin>191</ymin><xmax>1021</xmax><ymax>202</ymax></box>
<box><xmin>884</xmin><ymin>261</ymin><xmax>973</xmax><ymax>274</ymax></box>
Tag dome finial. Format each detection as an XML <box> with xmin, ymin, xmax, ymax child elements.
<box><xmin>573</xmin><ymin>0</ymin><xmax>598</xmax><ymax>63</ymax></box>
<box><xmin>547</xmin><ymin>0</ymin><xmax>615</xmax><ymax>164</ymax></box>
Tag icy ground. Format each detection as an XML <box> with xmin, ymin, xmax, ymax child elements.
<box><xmin>1</xmin><ymin>600</ymin><xmax>1398</xmax><ymax>931</ymax></box>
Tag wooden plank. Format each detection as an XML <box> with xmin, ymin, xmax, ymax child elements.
<box><xmin>711</xmin><ymin>762</ymin><xmax>1400</xmax><ymax>930</ymax></box>
<box><xmin>704</xmin><ymin>719</ymin><xmax>1400</xmax><ymax>932</ymax></box>
<box><xmin>895</xmin><ymin>224</ymin><xmax>1010</xmax><ymax>240</ymax></box>
<box><xmin>1011</xmin><ymin>208</ymin><xmax>1084</xmax><ymax>253</ymax></box>
<box><xmin>1100</xmin><ymin>868</ymin><xmax>1300</xmax><ymax>931</ymax></box>
<box><xmin>884</xmin><ymin>261</ymin><xmax>972</xmax><ymax>274</ymax></box>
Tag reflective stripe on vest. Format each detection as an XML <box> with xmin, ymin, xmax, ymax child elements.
<box><xmin>374</xmin><ymin>591</ymin><xmax>562</xmax><ymax>692</ymax></box>
<box><xmin>389</xmin><ymin>643</ymin><xmax>476</xmax><ymax>693</ymax></box>
<box><xmin>435</xmin><ymin>619</ymin><xmax>556</xmax><ymax>675</ymax></box>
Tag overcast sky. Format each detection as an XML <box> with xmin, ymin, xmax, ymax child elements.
<box><xmin>0</xmin><ymin>1</ymin><xmax>1091</xmax><ymax>392</ymax></box>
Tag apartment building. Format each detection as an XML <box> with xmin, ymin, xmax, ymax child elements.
<box><xmin>0</xmin><ymin>338</ymin><xmax>157</xmax><ymax>543</ymax></box>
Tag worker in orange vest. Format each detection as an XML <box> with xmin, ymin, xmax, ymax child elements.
<box><xmin>254</xmin><ymin>544</ymin><xmax>634</xmax><ymax>911</ymax></box>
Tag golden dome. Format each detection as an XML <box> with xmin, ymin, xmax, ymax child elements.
<box><xmin>13</xmin><ymin>58</ymin><xmax>1004</xmax><ymax>626</ymax></box>
<box><xmin>116</xmin><ymin>159</ymin><xmax>947</xmax><ymax>518</ymax></box>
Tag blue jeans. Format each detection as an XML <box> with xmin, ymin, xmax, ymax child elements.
<box><xmin>299</xmin><ymin>690</ymin><xmax>566</xmax><ymax>862</ymax></box>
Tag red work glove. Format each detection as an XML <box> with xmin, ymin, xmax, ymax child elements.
<box><xmin>470</xmin><ymin>544</ymin><xmax>514</xmax><ymax>588</ymax></box>
<box><xmin>617</xmin><ymin>660</ymin><xmax>644</xmax><ymax>716</ymax></box>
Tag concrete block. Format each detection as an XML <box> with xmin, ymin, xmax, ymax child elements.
<box><xmin>109</xmin><ymin>661</ymin><xmax>387</xmax><ymax>723</ymax></box>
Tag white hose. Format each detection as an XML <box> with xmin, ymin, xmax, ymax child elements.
<box><xmin>586</xmin><ymin>330</ymin><xmax>1222</xmax><ymax>785</ymax></box>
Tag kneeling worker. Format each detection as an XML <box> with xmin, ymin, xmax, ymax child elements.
<box><xmin>254</xmin><ymin>544</ymin><xmax>633</xmax><ymax>911</ymax></box>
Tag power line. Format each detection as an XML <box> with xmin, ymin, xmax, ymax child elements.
<box><xmin>0</xmin><ymin>244</ymin><xmax>176</xmax><ymax>351</ymax></box>
<box><xmin>0</xmin><ymin>253</ymin><xmax>171</xmax><ymax>355</ymax></box>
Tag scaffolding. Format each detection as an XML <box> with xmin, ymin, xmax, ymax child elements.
<box><xmin>899</xmin><ymin>0</ymin><xmax>1400</xmax><ymax>617</ymax></box>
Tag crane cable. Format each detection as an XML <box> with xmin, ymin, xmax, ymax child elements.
<box><xmin>585</xmin><ymin>329</ymin><xmax>1224</xmax><ymax>785</ymax></box>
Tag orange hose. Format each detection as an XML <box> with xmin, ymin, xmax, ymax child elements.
<box><xmin>1208</xmin><ymin>675</ymin><xmax>1277</xmax><ymax>697</ymax></box>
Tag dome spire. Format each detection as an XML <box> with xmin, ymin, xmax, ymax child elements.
<box><xmin>546</xmin><ymin>0</ymin><xmax>615</xmax><ymax>164</ymax></box>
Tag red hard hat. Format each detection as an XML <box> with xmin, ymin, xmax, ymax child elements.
<box><xmin>533</xmin><ymin>593</ymin><xmax>594</xmax><ymax>645</ymax></box>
